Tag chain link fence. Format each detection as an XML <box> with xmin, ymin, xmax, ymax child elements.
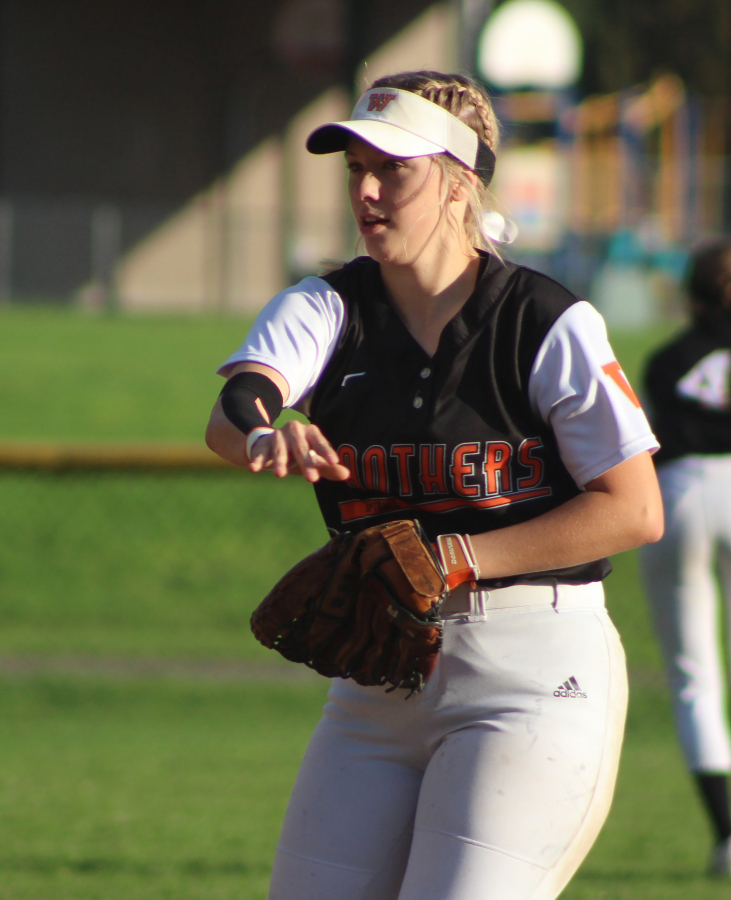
<box><xmin>0</xmin><ymin>198</ymin><xmax>178</xmax><ymax>304</ymax></box>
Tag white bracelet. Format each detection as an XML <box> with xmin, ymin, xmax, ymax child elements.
<box><xmin>463</xmin><ymin>534</ymin><xmax>482</xmax><ymax>581</ymax></box>
<box><xmin>245</xmin><ymin>426</ymin><xmax>275</xmax><ymax>460</ymax></box>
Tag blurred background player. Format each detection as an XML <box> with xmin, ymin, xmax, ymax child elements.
<box><xmin>641</xmin><ymin>239</ymin><xmax>731</xmax><ymax>876</ymax></box>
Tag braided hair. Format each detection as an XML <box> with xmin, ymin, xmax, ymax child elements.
<box><xmin>368</xmin><ymin>71</ymin><xmax>500</xmax><ymax>252</ymax></box>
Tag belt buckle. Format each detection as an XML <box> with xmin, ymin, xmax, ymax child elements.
<box><xmin>440</xmin><ymin>584</ymin><xmax>472</xmax><ymax>616</ymax></box>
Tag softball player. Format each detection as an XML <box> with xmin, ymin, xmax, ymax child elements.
<box><xmin>640</xmin><ymin>240</ymin><xmax>731</xmax><ymax>876</ymax></box>
<box><xmin>206</xmin><ymin>71</ymin><xmax>663</xmax><ymax>900</ymax></box>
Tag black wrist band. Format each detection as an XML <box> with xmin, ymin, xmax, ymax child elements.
<box><xmin>219</xmin><ymin>371</ymin><xmax>284</xmax><ymax>435</ymax></box>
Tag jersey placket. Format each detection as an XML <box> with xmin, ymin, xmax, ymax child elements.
<box><xmin>411</xmin><ymin>363</ymin><xmax>434</xmax><ymax>421</ymax></box>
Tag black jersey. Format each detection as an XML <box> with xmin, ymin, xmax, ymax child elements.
<box><xmin>645</xmin><ymin>319</ymin><xmax>731</xmax><ymax>465</ymax></box>
<box><xmin>308</xmin><ymin>253</ymin><xmax>611</xmax><ymax>587</ymax></box>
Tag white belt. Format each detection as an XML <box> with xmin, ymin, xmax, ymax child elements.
<box><xmin>439</xmin><ymin>581</ymin><xmax>605</xmax><ymax>616</ymax></box>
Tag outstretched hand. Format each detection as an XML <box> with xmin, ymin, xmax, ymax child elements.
<box><xmin>248</xmin><ymin>420</ymin><xmax>351</xmax><ymax>482</ymax></box>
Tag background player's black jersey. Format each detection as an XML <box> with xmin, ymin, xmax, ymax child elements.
<box><xmin>309</xmin><ymin>253</ymin><xmax>611</xmax><ymax>587</ymax></box>
<box><xmin>645</xmin><ymin>319</ymin><xmax>731</xmax><ymax>466</ymax></box>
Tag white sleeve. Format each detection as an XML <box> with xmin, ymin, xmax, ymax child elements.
<box><xmin>216</xmin><ymin>276</ymin><xmax>346</xmax><ymax>408</ymax></box>
<box><xmin>528</xmin><ymin>301</ymin><xmax>659</xmax><ymax>488</ymax></box>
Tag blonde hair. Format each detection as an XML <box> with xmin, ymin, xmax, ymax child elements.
<box><xmin>368</xmin><ymin>71</ymin><xmax>500</xmax><ymax>252</ymax></box>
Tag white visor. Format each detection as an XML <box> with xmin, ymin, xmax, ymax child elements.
<box><xmin>307</xmin><ymin>87</ymin><xmax>495</xmax><ymax>185</ymax></box>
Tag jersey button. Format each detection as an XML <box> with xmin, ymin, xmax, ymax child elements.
<box><xmin>420</xmin><ymin>367</ymin><xmax>431</xmax><ymax>379</ymax></box>
<box><xmin>413</xmin><ymin>396</ymin><xmax>423</xmax><ymax>409</ymax></box>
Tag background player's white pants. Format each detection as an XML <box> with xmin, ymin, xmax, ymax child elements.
<box><xmin>268</xmin><ymin>583</ymin><xmax>627</xmax><ymax>900</ymax></box>
<box><xmin>640</xmin><ymin>454</ymin><xmax>731</xmax><ymax>772</ymax></box>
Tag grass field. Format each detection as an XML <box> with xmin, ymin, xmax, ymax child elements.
<box><xmin>1</xmin><ymin>306</ymin><xmax>721</xmax><ymax>899</ymax></box>
<box><xmin>0</xmin><ymin>677</ymin><xmax>727</xmax><ymax>900</ymax></box>
<box><xmin>0</xmin><ymin>471</ymin><xmax>324</xmax><ymax>660</ymax></box>
<box><xmin>0</xmin><ymin>307</ymin><xmax>240</xmax><ymax>441</ymax></box>
<box><xmin>0</xmin><ymin>678</ymin><xmax>326</xmax><ymax>900</ymax></box>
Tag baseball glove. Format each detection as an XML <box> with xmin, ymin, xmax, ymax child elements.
<box><xmin>250</xmin><ymin>520</ymin><xmax>450</xmax><ymax>695</ymax></box>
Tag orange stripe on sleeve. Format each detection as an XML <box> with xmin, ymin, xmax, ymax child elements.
<box><xmin>601</xmin><ymin>361</ymin><xmax>641</xmax><ymax>408</ymax></box>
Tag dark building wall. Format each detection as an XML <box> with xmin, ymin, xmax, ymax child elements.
<box><xmin>0</xmin><ymin>0</ymin><xmax>435</xmax><ymax>297</ymax></box>
<box><xmin>1</xmin><ymin>0</ymin><xmax>225</xmax><ymax>201</ymax></box>
<box><xmin>0</xmin><ymin>0</ymin><xmax>435</xmax><ymax>204</ymax></box>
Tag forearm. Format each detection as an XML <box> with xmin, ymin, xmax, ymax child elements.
<box><xmin>206</xmin><ymin>362</ymin><xmax>292</xmax><ymax>467</ymax></box>
<box><xmin>471</xmin><ymin>491</ymin><xmax>656</xmax><ymax>580</ymax></box>
<box><xmin>205</xmin><ymin>399</ymin><xmax>250</xmax><ymax>467</ymax></box>
<box><xmin>469</xmin><ymin>453</ymin><xmax>664</xmax><ymax>580</ymax></box>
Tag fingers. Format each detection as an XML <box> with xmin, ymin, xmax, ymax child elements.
<box><xmin>247</xmin><ymin>422</ymin><xmax>352</xmax><ymax>482</ymax></box>
<box><xmin>247</xmin><ymin>433</ymin><xmax>275</xmax><ymax>472</ymax></box>
<box><xmin>318</xmin><ymin>461</ymin><xmax>352</xmax><ymax>481</ymax></box>
<box><xmin>289</xmin><ymin>426</ymin><xmax>329</xmax><ymax>482</ymax></box>
<box><xmin>270</xmin><ymin>428</ymin><xmax>292</xmax><ymax>478</ymax></box>
<box><xmin>307</xmin><ymin>430</ymin><xmax>342</xmax><ymax>466</ymax></box>
<box><xmin>298</xmin><ymin>425</ymin><xmax>351</xmax><ymax>482</ymax></box>
<box><xmin>298</xmin><ymin>451</ymin><xmax>351</xmax><ymax>482</ymax></box>
<box><xmin>281</xmin><ymin>422</ymin><xmax>350</xmax><ymax>482</ymax></box>
<box><xmin>285</xmin><ymin>423</ymin><xmax>317</xmax><ymax>479</ymax></box>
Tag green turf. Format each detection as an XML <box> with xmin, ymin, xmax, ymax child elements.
<box><xmin>604</xmin><ymin>547</ymin><xmax>663</xmax><ymax>673</ymax></box>
<box><xmin>0</xmin><ymin>306</ymin><xmax>679</xmax><ymax>443</ymax></box>
<box><xmin>0</xmin><ymin>308</ymin><xmax>254</xmax><ymax>441</ymax></box>
<box><xmin>0</xmin><ymin>471</ymin><xmax>326</xmax><ymax>659</ymax></box>
<box><xmin>0</xmin><ymin>470</ymin><xmax>662</xmax><ymax>668</ymax></box>
<box><xmin>0</xmin><ymin>307</ymin><xmax>682</xmax><ymax>664</ymax></box>
<box><xmin>0</xmin><ymin>677</ymin><xmax>328</xmax><ymax>899</ymax></box>
<box><xmin>0</xmin><ymin>308</ymin><xmax>714</xmax><ymax>898</ymax></box>
<box><xmin>0</xmin><ymin>675</ymin><xmax>724</xmax><ymax>900</ymax></box>
<box><xmin>566</xmin><ymin>685</ymin><xmax>725</xmax><ymax>899</ymax></box>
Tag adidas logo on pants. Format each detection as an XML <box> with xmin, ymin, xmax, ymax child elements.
<box><xmin>554</xmin><ymin>676</ymin><xmax>588</xmax><ymax>698</ymax></box>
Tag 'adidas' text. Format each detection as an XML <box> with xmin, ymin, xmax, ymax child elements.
<box><xmin>554</xmin><ymin>676</ymin><xmax>587</xmax><ymax>699</ymax></box>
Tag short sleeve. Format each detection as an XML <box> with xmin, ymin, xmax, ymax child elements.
<box><xmin>528</xmin><ymin>301</ymin><xmax>659</xmax><ymax>487</ymax></box>
<box><xmin>216</xmin><ymin>275</ymin><xmax>346</xmax><ymax>407</ymax></box>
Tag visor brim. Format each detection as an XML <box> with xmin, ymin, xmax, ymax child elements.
<box><xmin>307</xmin><ymin>120</ymin><xmax>445</xmax><ymax>159</ymax></box>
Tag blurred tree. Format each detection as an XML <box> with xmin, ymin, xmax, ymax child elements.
<box><xmin>560</xmin><ymin>0</ymin><xmax>731</xmax><ymax>103</ymax></box>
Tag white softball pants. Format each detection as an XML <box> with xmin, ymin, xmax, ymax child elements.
<box><xmin>268</xmin><ymin>582</ymin><xmax>628</xmax><ymax>900</ymax></box>
<box><xmin>640</xmin><ymin>454</ymin><xmax>731</xmax><ymax>772</ymax></box>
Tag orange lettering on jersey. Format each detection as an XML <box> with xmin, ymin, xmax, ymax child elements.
<box><xmin>420</xmin><ymin>444</ymin><xmax>448</xmax><ymax>494</ymax></box>
<box><xmin>338</xmin><ymin>486</ymin><xmax>553</xmax><ymax>523</ymax></box>
<box><xmin>363</xmin><ymin>446</ymin><xmax>389</xmax><ymax>492</ymax></box>
<box><xmin>517</xmin><ymin>437</ymin><xmax>544</xmax><ymax>489</ymax></box>
<box><xmin>367</xmin><ymin>92</ymin><xmax>396</xmax><ymax>112</ymax></box>
<box><xmin>390</xmin><ymin>444</ymin><xmax>415</xmax><ymax>496</ymax></box>
<box><xmin>484</xmin><ymin>441</ymin><xmax>512</xmax><ymax>495</ymax></box>
<box><xmin>601</xmin><ymin>362</ymin><xmax>641</xmax><ymax>407</ymax></box>
<box><xmin>338</xmin><ymin>444</ymin><xmax>362</xmax><ymax>488</ymax></box>
<box><xmin>451</xmin><ymin>443</ymin><xmax>481</xmax><ymax>497</ymax></box>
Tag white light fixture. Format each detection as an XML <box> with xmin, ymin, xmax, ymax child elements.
<box><xmin>477</xmin><ymin>0</ymin><xmax>582</xmax><ymax>90</ymax></box>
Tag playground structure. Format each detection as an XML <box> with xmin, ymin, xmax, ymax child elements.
<box><xmin>491</xmin><ymin>73</ymin><xmax>726</xmax><ymax>324</ymax></box>
<box><xmin>567</xmin><ymin>74</ymin><xmax>725</xmax><ymax>245</ymax></box>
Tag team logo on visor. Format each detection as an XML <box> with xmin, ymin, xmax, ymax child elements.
<box><xmin>367</xmin><ymin>93</ymin><xmax>396</xmax><ymax>112</ymax></box>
